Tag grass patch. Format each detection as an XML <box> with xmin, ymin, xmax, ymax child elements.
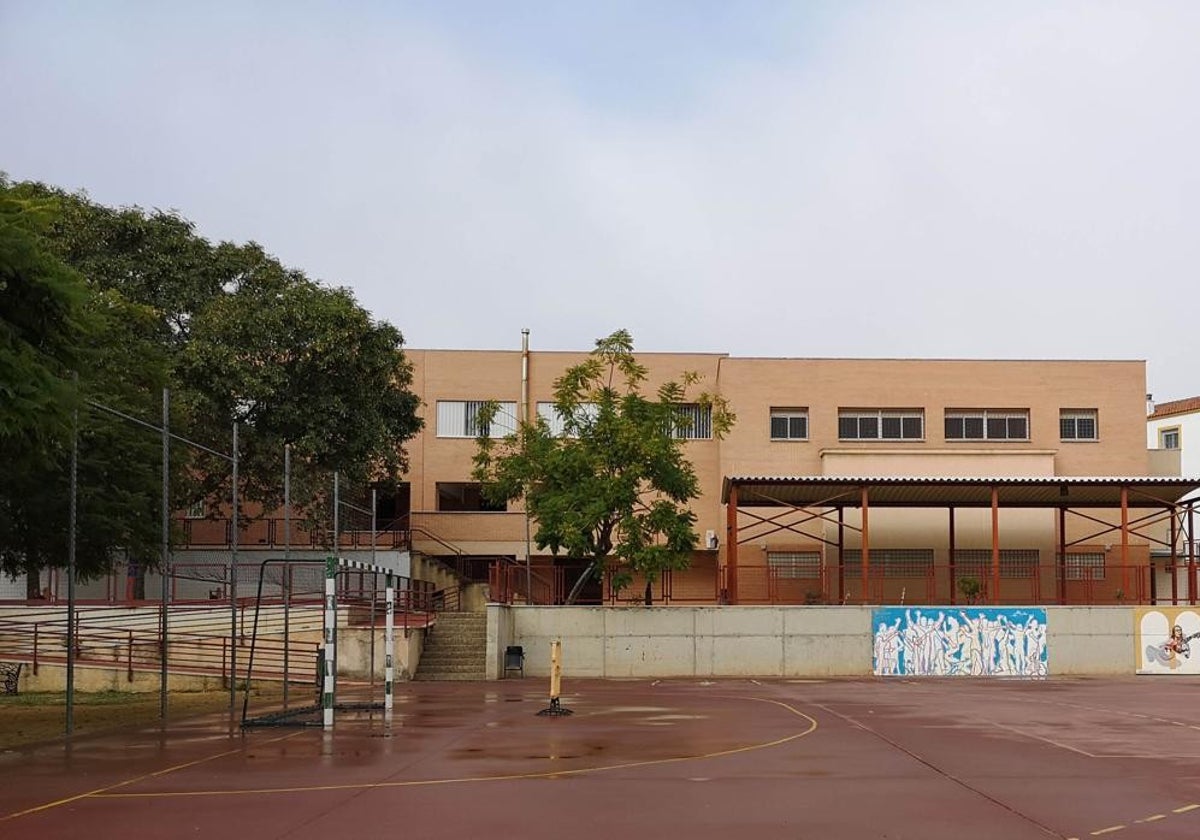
<box><xmin>0</xmin><ymin>686</ymin><xmax>286</xmax><ymax>750</ymax></box>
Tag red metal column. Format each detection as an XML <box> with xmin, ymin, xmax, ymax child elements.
<box><xmin>991</xmin><ymin>487</ymin><xmax>1000</xmax><ymax>606</ymax></box>
<box><xmin>861</xmin><ymin>486</ymin><xmax>870</xmax><ymax>604</ymax></box>
<box><xmin>1189</xmin><ymin>505</ymin><xmax>1197</xmax><ymax>606</ymax></box>
<box><xmin>726</xmin><ymin>484</ymin><xmax>739</xmax><ymax>605</ymax></box>
<box><xmin>1120</xmin><ymin>486</ymin><xmax>1130</xmax><ymax>600</ymax></box>
<box><xmin>837</xmin><ymin>507</ymin><xmax>845</xmax><ymax>604</ymax></box>
<box><xmin>1058</xmin><ymin>507</ymin><xmax>1067</xmax><ymax>605</ymax></box>
<box><xmin>948</xmin><ymin>507</ymin><xmax>956</xmax><ymax>606</ymax></box>
<box><xmin>1171</xmin><ymin>511</ymin><xmax>1179</xmax><ymax>606</ymax></box>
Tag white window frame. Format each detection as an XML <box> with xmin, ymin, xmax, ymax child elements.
<box><xmin>1160</xmin><ymin>427</ymin><xmax>1181</xmax><ymax>450</ymax></box>
<box><xmin>436</xmin><ymin>400</ymin><xmax>518</xmax><ymax>439</ymax></box>
<box><xmin>536</xmin><ymin>402</ymin><xmax>599</xmax><ymax>438</ymax></box>
<box><xmin>770</xmin><ymin>409</ymin><xmax>809</xmax><ymax>441</ymax></box>
<box><xmin>673</xmin><ymin>403</ymin><xmax>713</xmax><ymax>440</ymax></box>
<box><xmin>1060</xmin><ymin>409</ymin><xmax>1098</xmax><ymax>441</ymax></box>
<box><xmin>944</xmin><ymin>409</ymin><xmax>1029</xmax><ymax>441</ymax></box>
<box><xmin>837</xmin><ymin>409</ymin><xmax>924</xmax><ymax>441</ymax></box>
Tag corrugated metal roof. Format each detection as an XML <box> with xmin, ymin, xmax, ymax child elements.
<box><xmin>721</xmin><ymin>475</ymin><xmax>1200</xmax><ymax>507</ymax></box>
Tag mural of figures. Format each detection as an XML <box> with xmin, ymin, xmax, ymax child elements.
<box><xmin>1135</xmin><ymin>608</ymin><xmax>1200</xmax><ymax>675</ymax></box>
<box><xmin>872</xmin><ymin>607</ymin><xmax>1048</xmax><ymax>677</ymax></box>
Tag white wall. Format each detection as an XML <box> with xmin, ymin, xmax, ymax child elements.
<box><xmin>489</xmin><ymin>605</ymin><xmax>1139</xmax><ymax>679</ymax></box>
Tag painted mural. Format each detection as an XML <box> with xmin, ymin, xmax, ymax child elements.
<box><xmin>872</xmin><ymin>607</ymin><xmax>1048</xmax><ymax>677</ymax></box>
<box><xmin>1135</xmin><ymin>608</ymin><xmax>1200</xmax><ymax>675</ymax></box>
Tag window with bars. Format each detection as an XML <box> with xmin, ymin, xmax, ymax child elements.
<box><xmin>185</xmin><ymin>500</ymin><xmax>207</xmax><ymax>519</ymax></box>
<box><xmin>837</xmin><ymin>410</ymin><xmax>923</xmax><ymax>441</ymax></box>
<box><xmin>1061</xmin><ymin>553</ymin><xmax>1105</xmax><ymax>581</ymax></box>
<box><xmin>436</xmin><ymin>400</ymin><xmax>518</xmax><ymax>438</ymax></box>
<box><xmin>1160</xmin><ymin>427</ymin><xmax>1181</xmax><ymax>450</ymax></box>
<box><xmin>770</xmin><ymin>409</ymin><xmax>809</xmax><ymax>441</ymax></box>
<box><xmin>953</xmin><ymin>549</ymin><xmax>1039</xmax><ymax>579</ymax></box>
<box><xmin>536</xmin><ymin>402</ymin><xmax>599</xmax><ymax>437</ymax></box>
<box><xmin>767</xmin><ymin>551</ymin><xmax>822</xmax><ymax>579</ymax></box>
<box><xmin>842</xmin><ymin>548</ymin><xmax>934</xmax><ymax>577</ymax></box>
<box><xmin>944</xmin><ymin>410</ymin><xmax>1029</xmax><ymax>441</ymax></box>
<box><xmin>673</xmin><ymin>403</ymin><xmax>713</xmax><ymax>439</ymax></box>
<box><xmin>1060</xmin><ymin>409</ymin><xmax>1098</xmax><ymax>441</ymax></box>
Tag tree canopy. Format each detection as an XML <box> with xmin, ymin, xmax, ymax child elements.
<box><xmin>473</xmin><ymin>330</ymin><xmax>734</xmax><ymax>604</ymax></box>
<box><xmin>0</xmin><ymin>176</ymin><xmax>422</xmax><ymax>591</ymax></box>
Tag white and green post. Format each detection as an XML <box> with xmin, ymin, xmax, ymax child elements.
<box><xmin>323</xmin><ymin>555</ymin><xmax>338</xmax><ymax>728</ymax></box>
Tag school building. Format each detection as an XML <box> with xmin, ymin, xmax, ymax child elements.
<box><xmin>399</xmin><ymin>347</ymin><xmax>1200</xmax><ymax>608</ymax></box>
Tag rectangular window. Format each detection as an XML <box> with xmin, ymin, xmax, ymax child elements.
<box><xmin>953</xmin><ymin>549</ymin><xmax>1039</xmax><ymax>579</ymax></box>
<box><xmin>1161</xmin><ymin>428</ymin><xmax>1181</xmax><ymax>450</ymax></box>
<box><xmin>435</xmin><ymin>482</ymin><xmax>506</xmax><ymax>512</ymax></box>
<box><xmin>536</xmin><ymin>402</ymin><xmax>600</xmax><ymax>437</ymax></box>
<box><xmin>769</xmin><ymin>409</ymin><xmax>809</xmax><ymax>441</ymax></box>
<box><xmin>1059</xmin><ymin>409</ymin><xmax>1098</xmax><ymax>441</ymax></box>
<box><xmin>673</xmin><ymin>404</ymin><xmax>713</xmax><ymax>440</ymax></box>
<box><xmin>1062</xmin><ymin>552</ymin><xmax>1105</xmax><ymax>581</ymax></box>
<box><xmin>436</xmin><ymin>401</ymin><xmax>518</xmax><ymax>438</ymax></box>
<box><xmin>945</xmin><ymin>410</ymin><xmax>1029</xmax><ymax>441</ymax></box>
<box><xmin>185</xmin><ymin>500</ymin><xmax>207</xmax><ymax>519</ymax></box>
<box><xmin>767</xmin><ymin>551</ymin><xmax>822</xmax><ymax>579</ymax></box>
<box><xmin>838</xmin><ymin>410</ymin><xmax>923</xmax><ymax>441</ymax></box>
<box><xmin>843</xmin><ymin>548</ymin><xmax>934</xmax><ymax>577</ymax></box>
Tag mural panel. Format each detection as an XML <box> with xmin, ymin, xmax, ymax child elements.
<box><xmin>872</xmin><ymin>607</ymin><xmax>1048</xmax><ymax>676</ymax></box>
<box><xmin>1135</xmin><ymin>607</ymin><xmax>1200</xmax><ymax>674</ymax></box>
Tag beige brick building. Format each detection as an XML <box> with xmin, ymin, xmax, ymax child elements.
<box><xmin>401</xmin><ymin>347</ymin><xmax>1198</xmax><ymax>607</ymax></box>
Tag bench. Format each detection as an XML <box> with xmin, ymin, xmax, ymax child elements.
<box><xmin>0</xmin><ymin>662</ymin><xmax>22</xmax><ymax>695</ymax></box>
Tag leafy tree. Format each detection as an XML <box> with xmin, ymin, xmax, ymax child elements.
<box><xmin>473</xmin><ymin>330</ymin><xmax>734</xmax><ymax>604</ymax></box>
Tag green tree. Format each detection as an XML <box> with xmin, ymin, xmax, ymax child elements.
<box><xmin>473</xmin><ymin>330</ymin><xmax>734</xmax><ymax>605</ymax></box>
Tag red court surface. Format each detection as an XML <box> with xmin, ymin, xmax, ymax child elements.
<box><xmin>4</xmin><ymin>677</ymin><xmax>1200</xmax><ymax>839</ymax></box>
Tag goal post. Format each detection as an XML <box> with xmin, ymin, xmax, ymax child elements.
<box><xmin>243</xmin><ymin>555</ymin><xmax>399</xmax><ymax>729</ymax></box>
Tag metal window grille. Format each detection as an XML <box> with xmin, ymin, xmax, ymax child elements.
<box><xmin>1161</xmin><ymin>428</ymin><xmax>1180</xmax><ymax>450</ymax></box>
<box><xmin>1061</xmin><ymin>553</ymin><xmax>1105</xmax><ymax>581</ymax></box>
<box><xmin>673</xmin><ymin>404</ymin><xmax>713</xmax><ymax>439</ymax></box>
<box><xmin>945</xmin><ymin>410</ymin><xmax>1029</xmax><ymax>441</ymax></box>
<box><xmin>1059</xmin><ymin>410</ymin><xmax>1097</xmax><ymax>440</ymax></box>
<box><xmin>843</xmin><ymin>548</ymin><xmax>934</xmax><ymax>577</ymax></box>
<box><xmin>536</xmin><ymin>402</ymin><xmax>599</xmax><ymax>437</ymax></box>
<box><xmin>953</xmin><ymin>549</ymin><xmax>1039</xmax><ymax>579</ymax></box>
<box><xmin>437</xmin><ymin>401</ymin><xmax>518</xmax><ymax>438</ymax></box>
<box><xmin>770</xmin><ymin>410</ymin><xmax>808</xmax><ymax>440</ymax></box>
<box><xmin>767</xmin><ymin>551</ymin><xmax>822</xmax><ymax>579</ymax></box>
<box><xmin>838</xmin><ymin>410</ymin><xmax>923</xmax><ymax>441</ymax></box>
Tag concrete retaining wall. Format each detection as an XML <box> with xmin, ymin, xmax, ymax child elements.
<box><xmin>488</xmin><ymin>605</ymin><xmax>1139</xmax><ymax>679</ymax></box>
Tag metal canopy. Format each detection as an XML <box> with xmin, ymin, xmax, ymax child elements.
<box><xmin>721</xmin><ymin>475</ymin><xmax>1200</xmax><ymax>508</ymax></box>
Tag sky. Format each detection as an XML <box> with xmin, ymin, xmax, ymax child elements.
<box><xmin>2</xmin><ymin>1</ymin><xmax>1197</xmax><ymax>400</ymax></box>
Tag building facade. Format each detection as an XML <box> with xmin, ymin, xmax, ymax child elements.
<box><xmin>402</xmin><ymin>348</ymin><xmax>1193</xmax><ymax>606</ymax></box>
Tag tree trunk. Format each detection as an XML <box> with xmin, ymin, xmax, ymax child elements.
<box><xmin>565</xmin><ymin>559</ymin><xmax>599</xmax><ymax>605</ymax></box>
<box><xmin>25</xmin><ymin>560</ymin><xmax>44</xmax><ymax>600</ymax></box>
<box><xmin>643</xmin><ymin>580</ymin><xmax>653</xmax><ymax>606</ymax></box>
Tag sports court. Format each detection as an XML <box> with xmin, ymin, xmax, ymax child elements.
<box><xmin>4</xmin><ymin>677</ymin><xmax>1200</xmax><ymax>839</ymax></box>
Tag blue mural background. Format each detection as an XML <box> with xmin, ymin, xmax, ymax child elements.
<box><xmin>872</xmin><ymin>607</ymin><xmax>1048</xmax><ymax>676</ymax></box>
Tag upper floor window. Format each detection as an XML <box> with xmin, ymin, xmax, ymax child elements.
<box><xmin>1161</xmin><ymin>427</ymin><xmax>1181</xmax><ymax>450</ymax></box>
<box><xmin>1060</xmin><ymin>409</ymin><xmax>1098</xmax><ymax>441</ymax></box>
<box><xmin>185</xmin><ymin>500</ymin><xmax>207</xmax><ymax>519</ymax></box>
<box><xmin>436</xmin><ymin>400</ymin><xmax>518</xmax><ymax>439</ymax></box>
<box><xmin>770</xmin><ymin>408</ymin><xmax>809</xmax><ymax>441</ymax></box>
<box><xmin>673</xmin><ymin>403</ymin><xmax>713</xmax><ymax>440</ymax></box>
<box><xmin>838</xmin><ymin>409</ymin><xmax>923</xmax><ymax>441</ymax></box>
<box><xmin>945</xmin><ymin>409</ymin><xmax>1028</xmax><ymax>441</ymax></box>
<box><xmin>536</xmin><ymin>401</ymin><xmax>599</xmax><ymax>438</ymax></box>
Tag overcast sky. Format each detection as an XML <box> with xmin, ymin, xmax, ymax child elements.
<box><xmin>2</xmin><ymin>1</ymin><xmax>1197</xmax><ymax>400</ymax></box>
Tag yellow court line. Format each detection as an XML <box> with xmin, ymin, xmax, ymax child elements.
<box><xmin>91</xmin><ymin>696</ymin><xmax>819</xmax><ymax>801</ymax></box>
<box><xmin>0</xmin><ymin>730</ymin><xmax>302</xmax><ymax>823</ymax></box>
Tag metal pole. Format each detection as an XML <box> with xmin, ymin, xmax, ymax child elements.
<box><xmin>283</xmin><ymin>443</ymin><xmax>291</xmax><ymax>708</ymax></box>
<box><xmin>370</xmin><ymin>488</ymin><xmax>377</xmax><ymax>699</ymax></box>
<box><xmin>160</xmin><ymin>387</ymin><xmax>170</xmax><ymax>719</ymax></box>
<box><xmin>66</xmin><ymin>375</ymin><xmax>78</xmax><ymax>736</ymax></box>
<box><xmin>323</xmin><ymin>555</ymin><xmax>337</xmax><ymax>729</ymax></box>
<box><xmin>229</xmin><ymin>422</ymin><xmax>239</xmax><ymax>714</ymax></box>
<box><xmin>385</xmin><ymin>572</ymin><xmax>395</xmax><ymax>722</ymax></box>
<box><xmin>521</xmin><ymin>329</ymin><xmax>532</xmax><ymax>601</ymax></box>
<box><xmin>333</xmin><ymin>471</ymin><xmax>340</xmax><ymax>554</ymax></box>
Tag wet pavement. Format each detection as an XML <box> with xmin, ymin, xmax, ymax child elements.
<box><xmin>4</xmin><ymin>677</ymin><xmax>1200</xmax><ymax>838</ymax></box>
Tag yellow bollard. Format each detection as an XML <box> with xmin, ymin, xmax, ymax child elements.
<box><xmin>537</xmin><ymin>638</ymin><xmax>573</xmax><ymax>716</ymax></box>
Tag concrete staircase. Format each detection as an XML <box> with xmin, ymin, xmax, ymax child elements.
<box><xmin>414</xmin><ymin>611</ymin><xmax>487</xmax><ymax>680</ymax></box>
